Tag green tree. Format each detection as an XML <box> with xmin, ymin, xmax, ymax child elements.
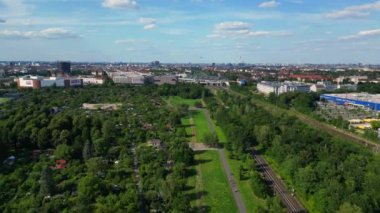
<box><xmin>54</xmin><ymin>144</ymin><xmax>73</xmax><ymax>159</ymax></box>
<box><xmin>39</xmin><ymin>166</ymin><xmax>55</xmax><ymax>197</ymax></box>
<box><xmin>202</xmin><ymin>132</ymin><xmax>219</xmax><ymax>147</ymax></box>
<box><xmin>337</xmin><ymin>202</ymin><xmax>363</xmax><ymax>213</ymax></box>
<box><xmin>37</xmin><ymin>128</ymin><xmax>49</xmax><ymax>149</ymax></box>
<box><xmin>78</xmin><ymin>175</ymin><xmax>104</xmax><ymax>204</ymax></box>
<box><xmin>83</xmin><ymin>140</ymin><xmax>93</xmax><ymax>160</ymax></box>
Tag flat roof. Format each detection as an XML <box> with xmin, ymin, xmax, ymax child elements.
<box><xmin>322</xmin><ymin>93</ymin><xmax>380</xmax><ymax>104</ymax></box>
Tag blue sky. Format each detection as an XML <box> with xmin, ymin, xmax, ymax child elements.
<box><xmin>0</xmin><ymin>0</ymin><xmax>380</xmax><ymax>63</ymax></box>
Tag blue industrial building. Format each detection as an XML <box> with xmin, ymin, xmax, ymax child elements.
<box><xmin>321</xmin><ymin>93</ymin><xmax>380</xmax><ymax>111</ymax></box>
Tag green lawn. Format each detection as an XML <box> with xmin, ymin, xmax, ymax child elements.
<box><xmin>0</xmin><ymin>98</ymin><xmax>10</xmax><ymax>104</ymax></box>
<box><xmin>166</xmin><ymin>96</ymin><xmax>201</xmax><ymax>107</ymax></box>
<box><xmin>181</xmin><ymin>115</ymin><xmax>193</xmax><ymax>136</ymax></box>
<box><xmin>194</xmin><ymin>151</ymin><xmax>238</xmax><ymax>213</ymax></box>
<box><xmin>191</xmin><ymin>110</ymin><xmax>211</xmax><ymax>142</ymax></box>
<box><xmin>225</xmin><ymin>150</ymin><xmax>268</xmax><ymax>212</ymax></box>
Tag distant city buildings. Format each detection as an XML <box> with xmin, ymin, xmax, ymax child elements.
<box><xmin>57</xmin><ymin>61</ymin><xmax>71</xmax><ymax>73</ymax></box>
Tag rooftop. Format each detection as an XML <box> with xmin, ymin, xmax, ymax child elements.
<box><xmin>322</xmin><ymin>93</ymin><xmax>380</xmax><ymax>104</ymax></box>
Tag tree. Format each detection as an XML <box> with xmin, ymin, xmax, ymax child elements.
<box><xmin>54</xmin><ymin>144</ymin><xmax>73</xmax><ymax>160</ymax></box>
<box><xmin>39</xmin><ymin>166</ymin><xmax>55</xmax><ymax>197</ymax></box>
<box><xmin>337</xmin><ymin>202</ymin><xmax>363</xmax><ymax>213</ymax></box>
<box><xmin>37</xmin><ymin>128</ymin><xmax>49</xmax><ymax>149</ymax></box>
<box><xmin>78</xmin><ymin>175</ymin><xmax>104</xmax><ymax>204</ymax></box>
<box><xmin>86</xmin><ymin>157</ymin><xmax>107</xmax><ymax>176</ymax></box>
<box><xmin>83</xmin><ymin>140</ymin><xmax>93</xmax><ymax>160</ymax></box>
<box><xmin>202</xmin><ymin>133</ymin><xmax>219</xmax><ymax>147</ymax></box>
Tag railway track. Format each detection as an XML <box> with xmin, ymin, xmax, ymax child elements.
<box><xmin>252</xmin><ymin>149</ymin><xmax>306</xmax><ymax>213</ymax></box>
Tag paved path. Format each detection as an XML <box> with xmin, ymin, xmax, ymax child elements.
<box><xmin>131</xmin><ymin>143</ymin><xmax>144</xmax><ymax>212</ymax></box>
<box><xmin>252</xmin><ymin>149</ymin><xmax>306</xmax><ymax>213</ymax></box>
<box><xmin>218</xmin><ymin>149</ymin><xmax>247</xmax><ymax>213</ymax></box>
<box><xmin>198</xmin><ymin>107</ymin><xmax>247</xmax><ymax>213</ymax></box>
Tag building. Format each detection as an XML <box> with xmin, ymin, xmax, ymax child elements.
<box><xmin>257</xmin><ymin>81</ymin><xmax>310</xmax><ymax>95</ymax></box>
<box><xmin>57</xmin><ymin>61</ymin><xmax>71</xmax><ymax>73</ymax></box>
<box><xmin>111</xmin><ymin>72</ymin><xmax>147</xmax><ymax>85</ymax></box>
<box><xmin>17</xmin><ymin>75</ymin><xmax>83</xmax><ymax>89</ymax></box>
<box><xmin>310</xmin><ymin>81</ymin><xmax>337</xmax><ymax>92</ymax></box>
<box><xmin>336</xmin><ymin>76</ymin><xmax>368</xmax><ymax>84</ymax></box>
<box><xmin>81</xmin><ymin>77</ymin><xmax>104</xmax><ymax>85</ymax></box>
<box><xmin>337</xmin><ymin>84</ymin><xmax>358</xmax><ymax>91</ymax></box>
<box><xmin>154</xmin><ymin>75</ymin><xmax>178</xmax><ymax>85</ymax></box>
<box><xmin>290</xmin><ymin>74</ymin><xmax>329</xmax><ymax>82</ymax></box>
<box><xmin>321</xmin><ymin>93</ymin><xmax>380</xmax><ymax>111</ymax></box>
<box><xmin>17</xmin><ymin>76</ymin><xmax>43</xmax><ymax>89</ymax></box>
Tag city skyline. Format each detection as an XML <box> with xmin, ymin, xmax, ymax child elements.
<box><xmin>0</xmin><ymin>0</ymin><xmax>380</xmax><ymax>63</ymax></box>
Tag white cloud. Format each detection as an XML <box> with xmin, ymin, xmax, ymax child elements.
<box><xmin>0</xmin><ymin>28</ymin><xmax>79</xmax><ymax>39</ymax></box>
<box><xmin>0</xmin><ymin>0</ymin><xmax>31</xmax><ymax>18</ymax></box>
<box><xmin>326</xmin><ymin>1</ymin><xmax>380</xmax><ymax>19</ymax></box>
<box><xmin>102</xmin><ymin>0</ymin><xmax>138</xmax><ymax>9</ymax></box>
<box><xmin>339</xmin><ymin>29</ymin><xmax>380</xmax><ymax>40</ymax></box>
<box><xmin>209</xmin><ymin>21</ymin><xmax>292</xmax><ymax>38</ymax></box>
<box><xmin>259</xmin><ymin>0</ymin><xmax>280</xmax><ymax>8</ymax></box>
<box><xmin>138</xmin><ymin>17</ymin><xmax>157</xmax><ymax>30</ymax></box>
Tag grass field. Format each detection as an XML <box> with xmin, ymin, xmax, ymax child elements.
<box><xmin>209</xmin><ymin>117</ymin><xmax>267</xmax><ymax>212</ymax></box>
<box><xmin>0</xmin><ymin>98</ymin><xmax>10</xmax><ymax>104</ymax></box>
<box><xmin>193</xmin><ymin>151</ymin><xmax>238</xmax><ymax>213</ymax></box>
<box><xmin>225</xmin><ymin>150</ymin><xmax>268</xmax><ymax>212</ymax></box>
<box><xmin>166</xmin><ymin>96</ymin><xmax>201</xmax><ymax>107</ymax></box>
<box><xmin>191</xmin><ymin>110</ymin><xmax>211</xmax><ymax>142</ymax></box>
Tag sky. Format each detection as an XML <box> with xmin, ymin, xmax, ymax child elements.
<box><xmin>0</xmin><ymin>0</ymin><xmax>380</xmax><ymax>64</ymax></box>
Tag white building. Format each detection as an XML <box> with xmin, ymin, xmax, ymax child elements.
<box><xmin>17</xmin><ymin>75</ymin><xmax>83</xmax><ymax>89</ymax></box>
<box><xmin>310</xmin><ymin>81</ymin><xmax>337</xmax><ymax>92</ymax></box>
<box><xmin>82</xmin><ymin>77</ymin><xmax>104</xmax><ymax>85</ymax></box>
<box><xmin>337</xmin><ymin>84</ymin><xmax>358</xmax><ymax>91</ymax></box>
<box><xmin>257</xmin><ymin>81</ymin><xmax>310</xmax><ymax>95</ymax></box>
<box><xmin>336</xmin><ymin>76</ymin><xmax>368</xmax><ymax>84</ymax></box>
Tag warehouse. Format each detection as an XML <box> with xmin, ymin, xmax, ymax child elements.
<box><xmin>257</xmin><ymin>81</ymin><xmax>310</xmax><ymax>95</ymax></box>
<box><xmin>321</xmin><ymin>93</ymin><xmax>380</xmax><ymax>111</ymax></box>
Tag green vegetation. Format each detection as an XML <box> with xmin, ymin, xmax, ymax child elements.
<box><xmin>224</xmin><ymin>150</ymin><xmax>268</xmax><ymax>212</ymax></box>
<box><xmin>0</xmin><ymin>97</ymin><xmax>10</xmax><ymax>104</ymax></box>
<box><xmin>206</xmin><ymin>90</ymin><xmax>380</xmax><ymax>213</ymax></box>
<box><xmin>167</xmin><ymin>96</ymin><xmax>201</xmax><ymax>107</ymax></box>
<box><xmin>194</xmin><ymin>150</ymin><xmax>238</xmax><ymax>213</ymax></box>
<box><xmin>0</xmin><ymin>84</ymin><xmax>211</xmax><ymax>212</ymax></box>
<box><xmin>191</xmin><ymin>110</ymin><xmax>211</xmax><ymax>142</ymax></box>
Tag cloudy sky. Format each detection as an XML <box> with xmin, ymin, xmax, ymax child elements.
<box><xmin>0</xmin><ymin>0</ymin><xmax>380</xmax><ymax>63</ymax></box>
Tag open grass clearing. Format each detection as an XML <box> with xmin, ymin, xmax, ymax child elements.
<box><xmin>191</xmin><ymin>110</ymin><xmax>211</xmax><ymax>142</ymax></box>
<box><xmin>194</xmin><ymin>150</ymin><xmax>238</xmax><ymax>213</ymax></box>
<box><xmin>0</xmin><ymin>97</ymin><xmax>10</xmax><ymax>104</ymax></box>
<box><xmin>166</xmin><ymin>96</ymin><xmax>201</xmax><ymax>107</ymax></box>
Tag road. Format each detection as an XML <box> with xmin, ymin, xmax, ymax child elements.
<box><xmin>252</xmin><ymin>149</ymin><xmax>306</xmax><ymax>213</ymax></box>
